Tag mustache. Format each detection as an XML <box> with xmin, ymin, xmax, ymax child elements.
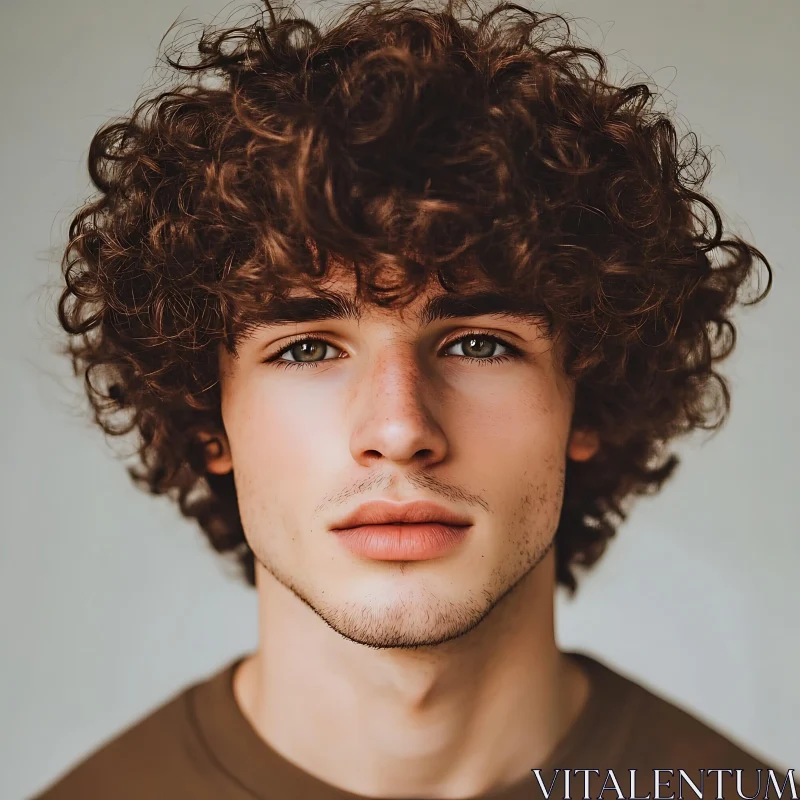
<box><xmin>316</xmin><ymin>469</ymin><xmax>490</xmax><ymax>515</ymax></box>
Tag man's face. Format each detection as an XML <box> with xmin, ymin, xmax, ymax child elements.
<box><xmin>208</xmin><ymin>269</ymin><xmax>597</xmax><ymax>649</ymax></box>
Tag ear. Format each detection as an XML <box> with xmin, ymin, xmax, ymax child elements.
<box><xmin>197</xmin><ymin>431</ymin><xmax>233</xmax><ymax>475</ymax></box>
<box><xmin>567</xmin><ymin>429</ymin><xmax>600</xmax><ymax>462</ymax></box>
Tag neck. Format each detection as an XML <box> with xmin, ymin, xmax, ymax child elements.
<box><xmin>233</xmin><ymin>548</ymin><xmax>589</xmax><ymax>799</ymax></box>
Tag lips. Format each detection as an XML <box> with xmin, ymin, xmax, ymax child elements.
<box><xmin>330</xmin><ymin>500</ymin><xmax>473</xmax><ymax>531</ymax></box>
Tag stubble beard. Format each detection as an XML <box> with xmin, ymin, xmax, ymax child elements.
<box><xmin>247</xmin><ymin>471</ymin><xmax>564</xmax><ymax>651</ymax></box>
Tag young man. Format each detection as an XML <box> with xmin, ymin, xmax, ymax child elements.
<box><xmin>37</xmin><ymin>0</ymin><xmax>788</xmax><ymax>798</ymax></box>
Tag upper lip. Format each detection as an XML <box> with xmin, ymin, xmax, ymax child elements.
<box><xmin>330</xmin><ymin>500</ymin><xmax>473</xmax><ymax>530</ymax></box>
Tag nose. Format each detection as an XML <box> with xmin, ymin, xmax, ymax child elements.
<box><xmin>349</xmin><ymin>347</ymin><xmax>449</xmax><ymax>469</ymax></box>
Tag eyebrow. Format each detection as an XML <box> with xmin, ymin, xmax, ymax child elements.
<box><xmin>241</xmin><ymin>290</ymin><xmax>552</xmax><ymax>335</ymax></box>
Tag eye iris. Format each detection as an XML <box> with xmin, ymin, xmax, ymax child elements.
<box><xmin>291</xmin><ymin>341</ymin><xmax>326</xmax><ymax>361</ymax></box>
<box><xmin>463</xmin><ymin>336</ymin><xmax>494</xmax><ymax>358</ymax></box>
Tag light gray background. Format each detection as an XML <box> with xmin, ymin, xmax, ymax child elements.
<box><xmin>2</xmin><ymin>0</ymin><xmax>797</xmax><ymax>797</ymax></box>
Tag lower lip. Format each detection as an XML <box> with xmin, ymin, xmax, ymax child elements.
<box><xmin>333</xmin><ymin>523</ymin><xmax>470</xmax><ymax>561</ymax></box>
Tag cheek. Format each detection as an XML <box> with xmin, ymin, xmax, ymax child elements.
<box><xmin>450</xmin><ymin>370</ymin><xmax>571</xmax><ymax>463</ymax></box>
<box><xmin>224</xmin><ymin>374</ymin><xmax>344</xmax><ymax>481</ymax></box>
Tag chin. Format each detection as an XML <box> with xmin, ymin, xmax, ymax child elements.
<box><xmin>319</xmin><ymin>601</ymin><xmax>493</xmax><ymax>650</ymax></box>
<box><xmin>336</xmin><ymin>559</ymin><xmax>482</xmax><ymax>601</ymax></box>
<box><xmin>314</xmin><ymin>571</ymin><xmax>499</xmax><ymax>639</ymax></box>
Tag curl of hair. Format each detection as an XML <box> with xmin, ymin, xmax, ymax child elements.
<box><xmin>58</xmin><ymin>0</ymin><xmax>771</xmax><ymax>593</ymax></box>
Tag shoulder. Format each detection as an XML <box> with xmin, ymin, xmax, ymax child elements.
<box><xmin>627</xmin><ymin>681</ymin><xmax>772</xmax><ymax>766</ymax></box>
<box><xmin>577</xmin><ymin>652</ymin><xmax>784</xmax><ymax>770</ymax></box>
<box><xmin>29</xmin><ymin>676</ymin><xmax>213</xmax><ymax>800</ymax></box>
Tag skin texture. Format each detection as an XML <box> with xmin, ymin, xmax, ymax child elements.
<box><xmin>205</xmin><ymin>269</ymin><xmax>599</xmax><ymax>797</ymax></box>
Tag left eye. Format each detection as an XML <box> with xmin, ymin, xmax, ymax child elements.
<box><xmin>444</xmin><ymin>335</ymin><xmax>510</xmax><ymax>359</ymax></box>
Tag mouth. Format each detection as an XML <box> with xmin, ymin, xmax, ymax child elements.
<box><xmin>332</xmin><ymin>522</ymin><xmax>471</xmax><ymax>561</ymax></box>
<box><xmin>330</xmin><ymin>501</ymin><xmax>473</xmax><ymax>562</ymax></box>
<box><xmin>330</xmin><ymin>500</ymin><xmax>473</xmax><ymax>530</ymax></box>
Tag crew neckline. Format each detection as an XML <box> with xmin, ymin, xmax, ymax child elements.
<box><xmin>187</xmin><ymin>650</ymin><xmax>633</xmax><ymax>800</ymax></box>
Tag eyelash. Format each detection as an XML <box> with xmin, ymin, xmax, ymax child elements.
<box><xmin>265</xmin><ymin>330</ymin><xmax>522</xmax><ymax>370</ymax></box>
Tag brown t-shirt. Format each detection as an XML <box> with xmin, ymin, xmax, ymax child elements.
<box><xmin>30</xmin><ymin>651</ymin><xmax>790</xmax><ymax>799</ymax></box>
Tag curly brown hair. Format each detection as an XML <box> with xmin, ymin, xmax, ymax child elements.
<box><xmin>58</xmin><ymin>0</ymin><xmax>771</xmax><ymax>593</ymax></box>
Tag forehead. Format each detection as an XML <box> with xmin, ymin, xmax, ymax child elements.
<box><xmin>264</xmin><ymin>259</ymin><xmax>549</xmax><ymax>329</ymax></box>
<box><xmin>255</xmin><ymin>285</ymin><xmax>552</xmax><ymax>333</ymax></box>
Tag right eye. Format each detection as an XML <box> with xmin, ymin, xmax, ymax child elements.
<box><xmin>270</xmin><ymin>337</ymin><xmax>344</xmax><ymax>367</ymax></box>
